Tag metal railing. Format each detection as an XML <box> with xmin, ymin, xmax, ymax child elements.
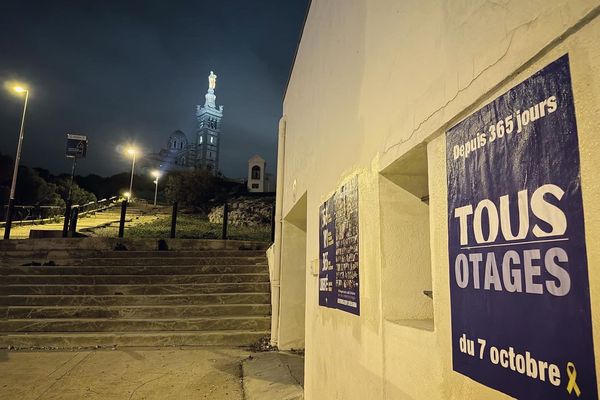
<box><xmin>1</xmin><ymin>196</ymin><xmax>118</xmax><ymax>225</ymax></box>
<box><xmin>3</xmin><ymin>196</ymin><xmax>275</xmax><ymax>242</ymax></box>
<box><xmin>61</xmin><ymin>196</ymin><xmax>118</xmax><ymax>237</ymax></box>
<box><xmin>115</xmin><ymin>199</ymin><xmax>276</xmax><ymax>242</ymax></box>
<box><xmin>0</xmin><ymin>205</ymin><xmax>64</xmax><ymax>224</ymax></box>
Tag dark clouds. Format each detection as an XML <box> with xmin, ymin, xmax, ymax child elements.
<box><xmin>0</xmin><ymin>0</ymin><xmax>308</xmax><ymax>178</ymax></box>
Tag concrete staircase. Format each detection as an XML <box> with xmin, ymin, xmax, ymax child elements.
<box><xmin>0</xmin><ymin>238</ymin><xmax>271</xmax><ymax>348</ymax></box>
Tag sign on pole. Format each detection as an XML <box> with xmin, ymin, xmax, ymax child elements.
<box><xmin>446</xmin><ymin>55</ymin><xmax>596</xmax><ymax>398</ymax></box>
<box><xmin>66</xmin><ymin>134</ymin><xmax>88</xmax><ymax>159</ymax></box>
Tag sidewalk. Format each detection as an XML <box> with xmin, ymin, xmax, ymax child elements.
<box><xmin>243</xmin><ymin>351</ymin><xmax>305</xmax><ymax>400</ymax></box>
<box><xmin>0</xmin><ymin>347</ymin><xmax>248</xmax><ymax>400</ymax></box>
<box><xmin>0</xmin><ymin>347</ymin><xmax>304</xmax><ymax>400</ymax></box>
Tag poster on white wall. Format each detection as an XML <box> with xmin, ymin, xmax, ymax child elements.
<box><xmin>446</xmin><ymin>55</ymin><xmax>597</xmax><ymax>399</ymax></box>
<box><xmin>319</xmin><ymin>175</ymin><xmax>360</xmax><ymax>315</ymax></box>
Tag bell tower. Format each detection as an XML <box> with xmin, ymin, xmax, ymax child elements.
<box><xmin>194</xmin><ymin>71</ymin><xmax>223</xmax><ymax>173</ymax></box>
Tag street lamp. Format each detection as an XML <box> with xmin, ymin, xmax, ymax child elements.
<box><xmin>151</xmin><ymin>170</ymin><xmax>161</xmax><ymax>206</ymax></box>
<box><xmin>4</xmin><ymin>84</ymin><xmax>30</xmax><ymax>240</ymax></box>
<box><xmin>126</xmin><ymin>147</ymin><xmax>138</xmax><ymax>201</ymax></box>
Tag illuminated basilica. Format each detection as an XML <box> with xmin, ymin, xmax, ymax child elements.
<box><xmin>145</xmin><ymin>71</ymin><xmax>223</xmax><ymax>173</ymax></box>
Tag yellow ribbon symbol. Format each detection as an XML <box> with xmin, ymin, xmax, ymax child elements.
<box><xmin>566</xmin><ymin>362</ymin><xmax>581</xmax><ymax>397</ymax></box>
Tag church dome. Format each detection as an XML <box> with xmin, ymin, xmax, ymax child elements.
<box><xmin>167</xmin><ymin>130</ymin><xmax>188</xmax><ymax>151</ymax></box>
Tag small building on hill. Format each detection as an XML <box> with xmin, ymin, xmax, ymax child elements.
<box><xmin>247</xmin><ymin>155</ymin><xmax>274</xmax><ymax>193</ymax></box>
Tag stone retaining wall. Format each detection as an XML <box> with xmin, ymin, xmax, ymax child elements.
<box><xmin>208</xmin><ymin>197</ymin><xmax>274</xmax><ymax>227</ymax></box>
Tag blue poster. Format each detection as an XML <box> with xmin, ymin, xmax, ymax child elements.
<box><xmin>446</xmin><ymin>55</ymin><xmax>596</xmax><ymax>399</ymax></box>
<box><xmin>319</xmin><ymin>197</ymin><xmax>336</xmax><ymax>308</ymax></box>
<box><xmin>319</xmin><ymin>175</ymin><xmax>360</xmax><ymax>315</ymax></box>
<box><xmin>334</xmin><ymin>176</ymin><xmax>360</xmax><ymax>315</ymax></box>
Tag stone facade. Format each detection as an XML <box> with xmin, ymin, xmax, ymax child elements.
<box><xmin>144</xmin><ymin>130</ymin><xmax>190</xmax><ymax>172</ymax></box>
<box><xmin>145</xmin><ymin>71</ymin><xmax>223</xmax><ymax>174</ymax></box>
<box><xmin>193</xmin><ymin>71</ymin><xmax>223</xmax><ymax>172</ymax></box>
<box><xmin>208</xmin><ymin>196</ymin><xmax>275</xmax><ymax>227</ymax></box>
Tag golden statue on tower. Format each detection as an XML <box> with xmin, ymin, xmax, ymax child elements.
<box><xmin>208</xmin><ymin>71</ymin><xmax>217</xmax><ymax>90</ymax></box>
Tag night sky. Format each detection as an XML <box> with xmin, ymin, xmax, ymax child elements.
<box><xmin>0</xmin><ymin>0</ymin><xmax>308</xmax><ymax>178</ymax></box>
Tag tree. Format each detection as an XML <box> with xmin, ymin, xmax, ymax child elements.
<box><xmin>164</xmin><ymin>170</ymin><xmax>224</xmax><ymax>211</ymax></box>
<box><xmin>0</xmin><ymin>153</ymin><xmax>13</xmax><ymax>204</ymax></box>
<box><xmin>0</xmin><ymin>154</ymin><xmax>64</xmax><ymax>211</ymax></box>
<box><xmin>0</xmin><ymin>154</ymin><xmax>94</xmax><ymax>211</ymax></box>
<box><xmin>55</xmin><ymin>179</ymin><xmax>97</xmax><ymax>205</ymax></box>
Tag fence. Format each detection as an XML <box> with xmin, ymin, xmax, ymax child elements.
<box><xmin>2</xmin><ymin>197</ymin><xmax>276</xmax><ymax>243</ymax></box>
<box><xmin>114</xmin><ymin>200</ymin><xmax>276</xmax><ymax>243</ymax></box>
<box><xmin>1</xmin><ymin>196</ymin><xmax>118</xmax><ymax>238</ymax></box>
<box><xmin>0</xmin><ymin>205</ymin><xmax>64</xmax><ymax>224</ymax></box>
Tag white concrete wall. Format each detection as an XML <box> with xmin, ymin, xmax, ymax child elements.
<box><xmin>379</xmin><ymin>170</ymin><xmax>433</xmax><ymax>324</ymax></box>
<box><xmin>277</xmin><ymin>193</ymin><xmax>308</xmax><ymax>350</ymax></box>
<box><xmin>277</xmin><ymin>0</ymin><xmax>600</xmax><ymax>398</ymax></box>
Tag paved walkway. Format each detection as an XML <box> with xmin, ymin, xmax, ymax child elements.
<box><xmin>243</xmin><ymin>352</ymin><xmax>304</xmax><ymax>400</ymax></box>
<box><xmin>0</xmin><ymin>347</ymin><xmax>305</xmax><ymax>400</ymax></box>
<box><xmin>1</xmin><ymin>347</ymin><xmax>249</xmax><ymax>400</ymax></box>
<box><xmin>0</xmin><ymin>205</ymin><xmax>166</xmax><ymax>239</ymax></box>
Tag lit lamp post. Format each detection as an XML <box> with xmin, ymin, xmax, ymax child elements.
<box><xmin>151</xmin><ymin>170</ymin><xmax>161</xmax><ymax>206</ymax></box>
<box><xmin>126</xmin><ymin>147</ymin><xmax>137</xmax><ymax>201</ymax></box>
<box><xmin>4</xmin><ymin>84</ymin><xmax>30</xmax><ymax>240</ymax></box>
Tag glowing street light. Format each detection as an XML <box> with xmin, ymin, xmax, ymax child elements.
<box><xmin>123</xmin><ymin>192</ymin><xmax>131</xmax><ymax>200</ymax></box>
<box><xmin>151</xmin><ymin>170</ymin><xmax>161</xmax><ymax>206</ymax></box>
<box><xmin>4</xmin><ymin>83</ymin><xmax>30</xmax><ymax>240</ymax></box>
<box><xmin>125</xmin><ymin>147</ymin><xmax>138</xmax><ymax>201</ymax></box>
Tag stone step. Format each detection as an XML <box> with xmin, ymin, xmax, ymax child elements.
<box><xmin>0</xmin><ymin>282</ymin><xmax>271</xmax><ymax>295</ymax></box>
<box><xmin>0</xmin><ymin>238</ymin><xmax>270</xmax><ymax>252</ymax></box>
<box><xmin>6</xmin><ymin>256</ymin><xmax>267</xmax><ymax>267</ymax></box>
<box><xmin>0</xmin><ymin>316</ymin><xmax>271</xmax><ymax>333</ymax></box>
<box><xmin>2</xmin><ymin>292</ymin><xmax>271</xmax><ymax>306</ymax></box>
<box><xmin>0</xmin><ymin>249</ymin><xmax>267</xmax><ymax>259</ymax></box>
<box><xmin>1</xmin><ymin>304</ymin><xmax>271</xmax><ymax>319</ymax></box>
<box><xmin>2</xmin><ymin>273</ymin><xmax>269</xmax><ymax>286</ymax></box>
<box><xmin>0</xmin><ymin>330</ymin><xmax>269</xmax><ymax>348</ymax></box>
<box><xmin>2</xmin><ymin>265</ymin><xmax>268</xmax><ymax>276</ymax></box>
<box><xmin>0</xmin><ymin>238</ymin><xmax>272</xmax><ymax>349</ymax></box>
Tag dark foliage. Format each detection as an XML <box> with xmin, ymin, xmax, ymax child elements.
<box><xmin>0</xmin><ymin>153</ymin><xmax>95</xmax><ymax>208</ymax></box>
<box><xmin>164</xmin><ymin>170</ymin><xmax>221</xmax><ymax>211</ymax></box>
<box><xmin>164</xmin><ymin>170</ymin><xmax>245</xmax><ymax>211</ymax></box>
<box><xmin>76</xmin><ymin>172</ymin><xmax>157</xmax><ymax>201</ymax></box>
<box><xmin>0</xmin><ymin>152</ymin><xmax>246</xmax><ymax>211</ymax></box>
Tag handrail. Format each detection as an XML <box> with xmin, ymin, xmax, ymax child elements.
<box><xmin>0</xmin><ymin>196</ymin><xmax>119</xmax><ymax>227</ymax></box>
<box><xmin>1</xmin><ymin>205</ymin><xmax>62</xmax><ymax>210</ymax></box>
